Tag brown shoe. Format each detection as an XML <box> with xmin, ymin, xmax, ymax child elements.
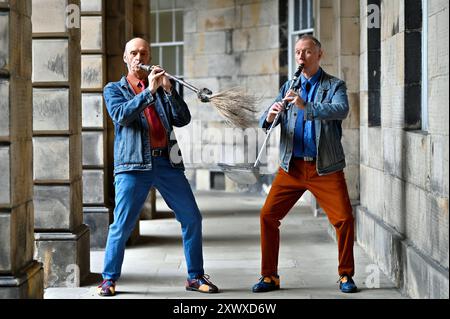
<box><xmin>97</xmin><ymin>279</ymin><xmax>116</xmax><ymax>297</ymax></box>
<box><xmin>186</xmin><ymin>274</ymin><xmax>219</xmax><ymax>293</ymax></box>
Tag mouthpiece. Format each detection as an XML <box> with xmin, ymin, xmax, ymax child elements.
<box><xmin>294</xmin><ymin>64</ymin><xmax>304</xmax><ymax>79</ymax></box>
<box><xmin>138</xmin><ymin>64</ymin><xmax>153</xmax><ymax>72</ymax></box>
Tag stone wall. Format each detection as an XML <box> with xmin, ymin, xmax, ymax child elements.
<box><xmin>357</xmin><ymin>0</ymin><xmax>449</xmax><ymax>298</ymax></box>
<box><xmin>177</xmin><ymin>0</ymin><xmax>281</xmax><ymax>193</ymax></box>
<box><xmin>177</xmin><ymin>0</ymin><xmax>361</xmax><ymax>200</ymax></box>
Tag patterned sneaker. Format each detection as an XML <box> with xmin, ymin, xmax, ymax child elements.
<box><xmin>186</xmin><ymin>274</ymin><xmax>219</xmax><ymax>293</ymax></box>
<box><xmin>252</xmin><ymin>275</ymin><xmax>280</xmax><ymax>293</ymax></box>
<box><xmin>338</xmin><ymin>275</ymin><xmax>358</xmax><ymax>293</ymax></box>
<box><xmin>97</xmin><ymin>279</ymin><xmax>116</xmax><ymax>297</ymax></box>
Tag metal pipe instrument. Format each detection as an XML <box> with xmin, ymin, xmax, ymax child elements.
<box><xmin>138</xmin><ymin>64</ymin><xmax>212</xmax><ymax>102</ymax></box>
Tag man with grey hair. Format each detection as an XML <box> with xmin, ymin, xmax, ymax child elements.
<box><xmin>253</xmin><ymin>34</ymin><xmax>358</xmax><ymax>294</ymax></box>
<box><xmin>98</xmin><ymin>37</ymin><xmax>219</xmax><ymax>296</ymax></box>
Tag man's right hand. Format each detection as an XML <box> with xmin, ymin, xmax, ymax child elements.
<box><xmin>148</xmin><ymin>65</ymin><xmax>166</xmax><ymax>95</ymax></box>
<box><xmin>266</xmin><ymin>101</ymin><xmax>284</xmax><ymax>123</ymax></box>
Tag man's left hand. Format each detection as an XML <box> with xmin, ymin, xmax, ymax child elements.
<box><xmin>161</xmin><ymin>73</ymin><xmax>172</xmax><ymax>94</ymax></box>
<box><xmin>283</xmin><ymin>90</ymin><xmax>305</xmax><ymax>110</ymax></box>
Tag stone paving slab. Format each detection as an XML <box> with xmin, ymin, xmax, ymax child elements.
<box><xmin>45</xmin><ymin>191</ymin><xmax>406</xmax><ymax>299</ymax></box>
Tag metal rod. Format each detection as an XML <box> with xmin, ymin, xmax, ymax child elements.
<box><xmin>254</xmin><ymin>112</ymin><xmax>281</xmax><ymax>168</ymax></box>
<box><xmin>139</xmin><ymin>64</ymin><xmax>200</xmax><ymax>94</ymax></box>
<box><xmin>254</xmin><ymin>64</ymin><xmax>304</xmax><ymax>168</ymax></box>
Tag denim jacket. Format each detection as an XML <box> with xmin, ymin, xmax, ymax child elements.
<box><xmin>260</xmin><ymin>70</ymin><xmax>349</xmax><ymax>176</ymax></box>
<box><xmin>104</xmin><ymin>76</ymin><xmax>190</xmax><ymax>175</ymax></box>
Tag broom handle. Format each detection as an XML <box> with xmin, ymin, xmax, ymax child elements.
<box><xmin>165</xmin><ymin>73</ymin><xmax>201</xmax><ymax>93</ymax></box>
<box><xmin>254</xmin><ymin>64</ymin><xmax>304</xmax><ymax>168</ymax></box>
<box><xmin>254</xmin><ymin>111</ymin><xmax>282</xmax><ymax>168</ymax></box>
<box><xmin>139</xmin><ymin>64</ymin><xmax>201</xmax><ymax>94</ymax></box>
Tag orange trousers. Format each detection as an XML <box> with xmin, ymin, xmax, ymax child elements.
<box><xmin>260</xmin><ymin>159</ymin><xmax>355</xmax><ymax>277</ymax></box>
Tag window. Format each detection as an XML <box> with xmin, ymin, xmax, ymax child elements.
<box><xmin>421</xmin><ymin>0</ymin><xmax>428</xmax><ymax>131</ymax></box>
<box><xmin>404</xmin><ymin>0</ymin><xmax>423</xmax><ymax>130</ymax></box>
<box><xmin>288</xmin><ymin>0</ymin><xmax>315</xmax><ymax>78</ymax></box>
<box><xmin>150</xmin><ymin>0</ymin><xmax>184</xmax><ymax>92</ymax></box>
<box><xmin>367</xmin><ymin>0</ymin><xmax>381</xmax><ymax>127</ymax></box>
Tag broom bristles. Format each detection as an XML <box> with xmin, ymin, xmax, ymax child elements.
<box><xmin>208</xmin><ymin>87</ymin><xmax>259</xmax><ymax>128</ymax></box>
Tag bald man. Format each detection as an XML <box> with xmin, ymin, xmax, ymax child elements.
<box><xmin>98</xmin><ymin>38</ymin><xmax>219</xmax><ymax>296</ymax></box>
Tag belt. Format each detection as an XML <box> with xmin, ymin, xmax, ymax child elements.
<box><xmin>151</xmin><ymin>148</ymin><xmax>168</xmax><ymax>157</ymax></box>
<box><xmin>296</xmin><ymin>156</ymin><xmax>316</xmax><ymax>162</ymax></box>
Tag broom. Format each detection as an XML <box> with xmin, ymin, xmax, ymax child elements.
<box><xmin>139</xmin><ymin>64</ymin><xmax>258</xmax><ymax>128</ymax></box>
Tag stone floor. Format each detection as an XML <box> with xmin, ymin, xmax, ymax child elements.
<box><xmin>45</xmin><ymin>191</ymin><xmax>407</xmax><ymax>299</ymax></box>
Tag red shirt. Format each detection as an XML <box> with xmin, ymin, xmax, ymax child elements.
<box><xmin>126</xmin><ymin>74</ymin><xmax>168</xmax><ymax>149</ymax></box>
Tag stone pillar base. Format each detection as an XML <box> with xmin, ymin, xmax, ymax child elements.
<box><xmin>140</xmin><ymin>188</ymin><xmax>157</xmax><ymax>220</ymax></box>
<box><xmin>0</xmin><ymin>261</ymin><xmax>44</xmax><ymax>299</ymax></box>
<box><xmin>83</xmin><ymin>207</ymin><xmax>110</xmax><ymax>249</ymax></box>
<box><xmin>34</xmin><ymin>224</ymin><xmax>90</xmax><ymax>288</ymax></box>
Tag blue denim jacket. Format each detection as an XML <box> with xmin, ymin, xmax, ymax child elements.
<box><xmin>260</xmin><ymin>70</ymin><xmax>349</xmax><ymax>175</ymax></box>
<box><xmin>104</xmin><ymin>76</ymin><xmax>190</xmax><ymax>175</ymax></box>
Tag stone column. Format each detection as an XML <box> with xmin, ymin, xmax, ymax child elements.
<box><xmin>0</xmin><ymin>0</ymin><xmax>44</xmax><ymax>299</ymax></box>
<box><xmin>133</xmin><ymin>0</ymin><xmax>149</xmax><ymax>40</ymax></box>
<box><xmin>133</xmin><ymin>0</ymin><xmax>157</xmax><ymax>221</ymax></box>
<box><xmin>105</xmin><ymin>0</ymin><xmax>140</xmax><ymax>244</ymax></box>
<box><xmin>317</xmin><ymin>0</ymin><xmax>360</xmax><ymax>236</ymax></box>
<box><xmin>31</xmin><ymin>0</ymin><xmax>90</xmax><ymax>287</ymax></box>
<box><xmin>79</xmin><ymin>0</ymin><xmax>111</xmax><ymax>249</ymax></box>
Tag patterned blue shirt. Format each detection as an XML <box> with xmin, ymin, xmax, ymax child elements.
<box><xmin>293</xmin><ymin>67</ymin><xmax>322</xmax><ymax>158</ymax></box>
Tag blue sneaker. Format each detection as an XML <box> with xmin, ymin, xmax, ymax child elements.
<box><xmin>338</xmin><ymin>275</ymin><xmax>358</xmax><ymax>293</ymax></box>
<box><xmin>252</xmin><ymin>275</ymin><xmax>280</xmax><ymax>293</ymax></box>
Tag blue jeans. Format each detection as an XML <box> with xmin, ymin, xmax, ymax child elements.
<box><xmin>102</xmin><ymin>156</ymin><xmax>204</xmax><ymax>281</ymax></box>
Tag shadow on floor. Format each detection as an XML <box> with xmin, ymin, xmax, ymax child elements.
<box><xmin>152</xmin><ymin>211</ymin><xmax>176</xmax><ymax>220</ymax></box>
<box><xmin>134</xmin><ymin>235</ymin><xmax>183</xmax><ymax>247</ymax></box>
